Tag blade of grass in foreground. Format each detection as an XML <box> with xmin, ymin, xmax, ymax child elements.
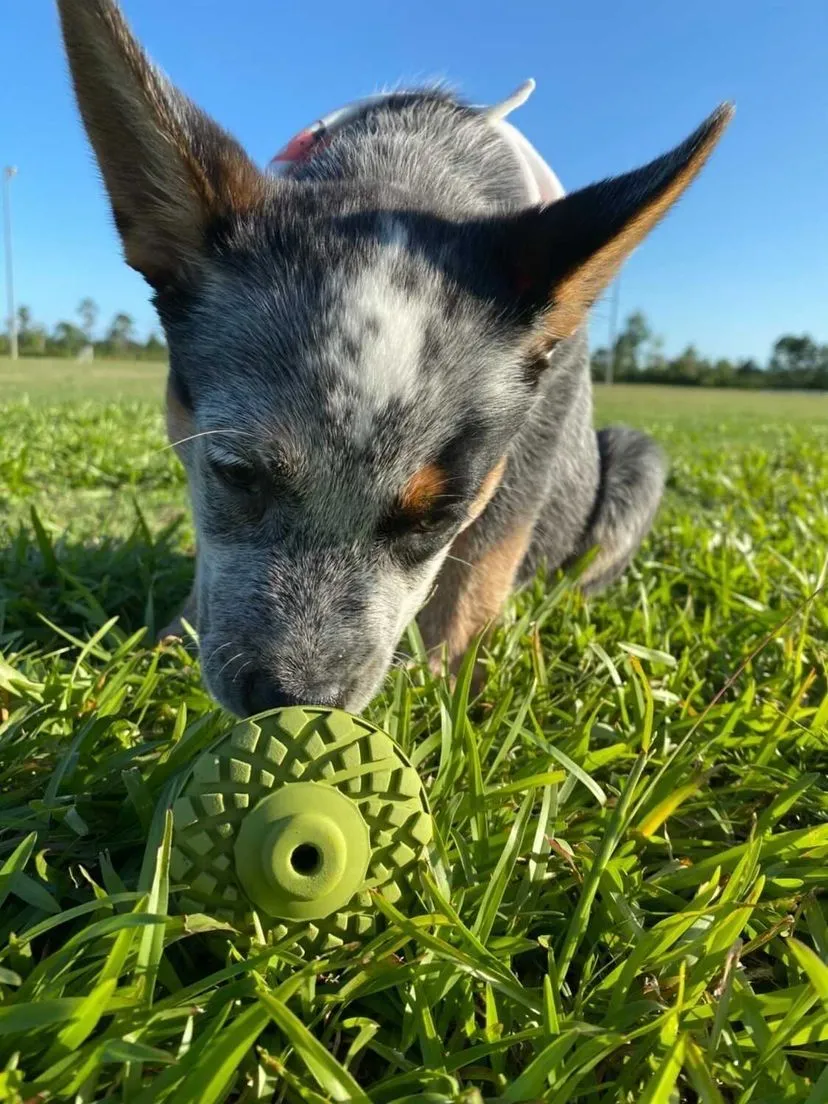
<box><xmin>499</xmin><ymin>1026</ymin><xmax>598</xmax><ymax>1102</ymax></box>
<box><xmin>257</xmin><ymin>988</ymin><xmax>371</xmax><ymax>1103</ymax></box>
<box><xmin>786</xmin><ymin>938</ymin><xmax>828</xmax><ymax>1008</ymax></box>
<box><xmin>0</xmin><ymin>832</ymin><xmax>37</xmax><ymax>913</ymax></box>
<box><xmin>135</xmin><ymin>808</ymin><xmax>173</xmax><ymax>1007</ymax></box>
<box><xmin>473</xmin><ymin>789</ymin><xmax>535</xmax><ymax>944</ymax></box>
<box><xmin>172</xmin><ymin>1002</ymin><xmax>270</xmax><ymax>1104</ymax></box>
<box><xmin>557</xmin><ymin>753</ymin><xmax>647</xmax><ymax>980</ymax></box>
<box><xmin>638</xmin><ymin>1035</ymin><xmax>686</xmax><ymax>1103</ymax></box>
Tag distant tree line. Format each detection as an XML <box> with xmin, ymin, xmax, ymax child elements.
<box><xmin>2</xmin><ymin>300</ymin><xmax>826</xmax><ymax>389</ymax></box>
<box><xmin>0</xmin><ymin>299</ymin><xmax>166</xmax><ymax>361</ymax></box>
<box><xmin>593</xmin><ymin>312</ymin><xmax>828</xmax><ymax>390</ymax></box>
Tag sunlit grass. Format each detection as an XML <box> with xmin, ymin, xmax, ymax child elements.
<box><xmin>0</xmin><ymin>384</ymin><xmax>826</xmax><ymax>1100</ymax></box>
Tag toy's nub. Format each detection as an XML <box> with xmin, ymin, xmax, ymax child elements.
<box><xmin>234</xmin><ymin>781</ymin><xmax>371</xmax><ymax>921</ymax></box>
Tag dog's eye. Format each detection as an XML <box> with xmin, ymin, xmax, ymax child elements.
<box><xmin>210</xmin><ymin>459</ymin><xmax>260</xmax><ymax>493</ymax></box>
<box><xmin>411</xmin><ymin>515</ymin><xmax>445</xmax><ymax>535</ymax></box>
<box><xmin>379</xmin><ymin>509</ymin><xmax>451</xmax><ymax>545</ymax></box>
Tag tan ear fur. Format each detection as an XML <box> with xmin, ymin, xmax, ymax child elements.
<box><xmin>57</xmin><ymin>0</ymin><xmax>265</xmax><ymax>286</ymax></box>
<box><xmin>542</xmin><ymin>106</ymin><xmax>733</xmax><ymax>341</ymax></box>
<box><xmin>502</xmin><ymin>104</ymin><xmax>734</xmax><ymax>353</ymax></box>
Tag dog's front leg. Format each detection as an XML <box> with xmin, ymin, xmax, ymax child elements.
<box><xmin>417</xmin><ymin>520</ymin><xmax>534</xmax><ymax>680</ymax></box>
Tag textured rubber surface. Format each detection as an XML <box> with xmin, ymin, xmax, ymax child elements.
<box><xmin>170</xmin><ymin>707</ymin><xmax>432</xmax><ymax>949</ymax></box>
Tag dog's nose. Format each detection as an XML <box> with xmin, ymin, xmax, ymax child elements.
<box><xmin>240</xmin><ymin>670</ymin><xmax>346</xmax><ymax>715</ymax></box>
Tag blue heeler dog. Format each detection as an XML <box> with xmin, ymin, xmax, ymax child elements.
<box><xmin>57</xmin><ymin>0</ymin><xmax>731</xmax><ymax>716</ymax></box>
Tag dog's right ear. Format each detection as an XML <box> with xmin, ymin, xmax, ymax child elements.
<box><xmin>493</xmin><ymin>104</ymin><xmax>733</xmax><ymax>351</ymax></box>
<box><xmin>57</xmin><ymin>0</ymin><xmax>265</xmax><ymax>288</ymax></box>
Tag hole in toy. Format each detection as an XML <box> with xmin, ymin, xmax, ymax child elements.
<box><xmin>291</xmin><ymin>844</ymin><xmax>322</xmax><ymax>876</ymax></box>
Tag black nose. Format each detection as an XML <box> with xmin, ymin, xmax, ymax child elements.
<box><xmin>240</xmin><ymin>670</ymin><xmax>346</xmax><ymax>716</ymax></box>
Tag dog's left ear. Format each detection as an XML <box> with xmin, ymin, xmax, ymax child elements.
<box><xmin>57</xmin><ymin>0</ymin><xmax>265</xmax><ymax>290</ymax></box>
<box><xmin>499</xmin><ymin>104</ymin><xmax>733</xmax><ymax>346</ymax></box>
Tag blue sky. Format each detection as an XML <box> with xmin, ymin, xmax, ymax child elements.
<box><xmin>3</xmin><ymin>0</ymin><xmax>826</xmax><ymax>360</ymax></box>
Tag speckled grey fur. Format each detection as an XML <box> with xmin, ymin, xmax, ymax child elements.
<box><xmin>56</xmin><ymin>2</ymin><xmax>731</xmax><ymax>715</ymax></box>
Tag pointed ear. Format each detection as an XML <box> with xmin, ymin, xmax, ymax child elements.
<box><xmin>501</xmin><ymin>105</ymin><xmax>733</xmax><ymax>346</ymax></box>
<box><xmin>57</xmin><ymin>0</ymin><xmax>265</xmax><ymax>288</ymax></box>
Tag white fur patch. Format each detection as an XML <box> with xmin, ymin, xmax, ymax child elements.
<box><xmin>325</xmin><ymin>248</ymin><xmax>431</xmax><ymax>433</ymax></box>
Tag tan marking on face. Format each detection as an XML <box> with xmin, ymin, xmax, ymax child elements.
<box><xmin>540</xmin><ymin>108</ymin><xmax>733</xmax><ymax>344</ymax></box>
<box><xmin>399</xmin><ymin>462</ymin><xmax>448</xmax><ymax>515</ymax></box>
<box><xmin>444</xmin><ymin>521</ymin><xmax>534</xmax><ymax>665</ymax></box>
<box><xmin>465</xmin><ymin>456</ymin><xmax>508</xmax><ymax>525</ymax></box>
<box><xmin>165</xmin><ymin>376</ymin><xmax>194</xmax><ymax>455</ymax></box>
<box><xmin>417</xmin><ymin>516</ymin><xmax>533</xmax><ymax>676</ymax></box>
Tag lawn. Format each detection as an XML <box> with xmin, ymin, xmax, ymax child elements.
<box><xmin>0</xmin><ymin>356</ymin><xmax>167</xmax><ymax>402</ymax></box>
<box><xmin>0</xmin><ymin>362</ymin><xmax>827</xmax><ymax>1101</ymax></box>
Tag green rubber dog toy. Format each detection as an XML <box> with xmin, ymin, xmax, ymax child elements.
<box><xmin>170</xmin><ymin>707</ymin><xmax>432</xmax><ymax>949</ymax></box>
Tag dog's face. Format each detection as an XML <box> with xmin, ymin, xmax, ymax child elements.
<box><xmin>163</xmin><ymin>199</ymin><xmax>532</xmax><ymax>712</ymax></box>
<box><xmin>58</xmin><ymin>0</ymin><xmax>731</xmax><ymax>714</ymax></box>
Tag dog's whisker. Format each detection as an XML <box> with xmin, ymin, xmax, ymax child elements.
<box><xmin>216</xmin><ymin>650</ymin><xmax>246</xmax><ymax>678</ymax></box>
<box><xmin>201</xmin><ymin>639</ymin><xmax>234</xmax><ymax>667</ymax></box>
<box><xmin>232</xmin><ymin>659</ymin><xmax>253</xmax><ymax>685</ymax></box>
<box><xmin>388</xmin><ymin>655</ymin><xmax>418</xmax><ymax>685</ymax></box>
<box><xmin>159</xmin><ymin>428</ymin><xmax>258</xmax><ymax>454</ymax></box>
<box><xmin>444</xmin><ymin>553</ymin><xmax>474</xmax><ymax>568</ymax></box>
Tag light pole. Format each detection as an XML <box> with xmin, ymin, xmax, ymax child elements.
<box><xmin>3</xmin><ymin>166</ymin><xmax>18</xmax><ymax>361</ymax></box>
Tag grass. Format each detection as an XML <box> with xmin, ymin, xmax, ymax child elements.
<box><xmin>1</xmin><ymin>368</ymin><xmax>827</xmax><ymax>1101</ymax></box>
<box><xmin>0</xmin><ymin>356</ymin><xmax>166</xmax><ymax>401</ymax></box>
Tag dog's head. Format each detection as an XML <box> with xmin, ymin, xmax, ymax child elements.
<box><xmin>58</xmin><ymin>0</ymin><xmax>731</xmax><ymax>714</ymax></box>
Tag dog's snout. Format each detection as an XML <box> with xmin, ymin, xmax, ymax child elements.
<box><xmin>240</xmin><ymin>669</ymin><xmax>347</xmax><ymax>716</ymax></box>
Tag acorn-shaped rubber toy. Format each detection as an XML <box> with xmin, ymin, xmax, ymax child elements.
<box><xmin>170</xmin><ymin>707</ymin><xmax>432</xmax><ymax>949</ymax></box>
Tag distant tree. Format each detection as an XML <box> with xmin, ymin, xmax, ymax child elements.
<box><xmin>769</xmin><ymin>335</ymin><xmax>820</xmax><ymax>385</ymax></box>
<box><xmin>671</xmin><ymin>345</ymin><xmax>703</xmax><ymax>385</ymax></box>
<box><xmin>16</xmin><ymin>307</ymin><xmax>47</xmax><ymax>355</ymax></box>
<box><xmin>613</xmin><ymin>311</ymin><xmax>652</xmax><ymax>377</ymax></box>
<box><xmin>52</xmin><ymin>321</ymin><xmax>87</xmax><ymax>356</ymax></box>
<box><xmin>737</xmin><ymin>358</ymin><xmax>762</xmax><ymax>376</ymax></box>
<box><xmin>710</xmin><ymin>358</ymin><xmax>736</xmax><ymax>388</ymax></box>
<box><xmin>23</xmin><ymin>327</ymin><xmax>48</xmax><ymax>355</ymax></box>
<box><xmin>77</xmin><ymin>297</ymin><xmax>99</xmax><ymax>342</ymax></box>
<box><xmin>819</xmin><ymin>346</ymin><xmax>828</xmax><ymax>390</ymax></box>
<box><xmin>643</xmin><ymin>333</ymin><xmax>666</xmax><ymax>373</ymax></box>
<box><xmin>144</xmin><ymin>331</ymin><xmax>167</xmax><ymax>360</ymax></box>
<box><xmin>591</xmin><ymin>347</ymin><xmax>610</xmax><ymax>383</ymax></box>
<box><xmin>106</xmin><ymin>312</ymin><xmax>135</xmax><ymax>352</ymax></box>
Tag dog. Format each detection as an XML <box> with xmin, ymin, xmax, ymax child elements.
<box><xmin>57</xmin><ymin>0</ymin><xmax>731</xmax><ymax>716</ymax></box>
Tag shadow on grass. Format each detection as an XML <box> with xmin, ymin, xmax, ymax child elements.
<box><xmin>0</xmin><ymin>512</ymin><xmax>193</xmax><ymax>648</ymax></box>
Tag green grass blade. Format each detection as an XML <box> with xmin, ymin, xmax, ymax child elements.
<box><xmin>638</xmin><ymin>1035</ymin><xmax>686</xmax><ymax>1103</ymax></box>
<box><xmin>135</xmin><ymin>808</ymin><xmax>173</xmax><ymax>1007</ymax></box>
<box><xmin>257</xmin><ymin>988</ymin><xmax>371</xmax><ymax>1102</ymax></box>
<box><xmin>787</xmin><ymin>938</ymin><xmax>828</xmax><ymax>1007</ymax></box>
<box><xmin>558</xmin><ymin>753</ymin><xmax>647</xmax><ymax>979</ymax></box>
<box><xmin>172</xmin><ymin>1002</ymin><xmax>269</xmax><ymax>1104</ymax></box>
<box><xmin>472</xmin><ymin>790</ymin><xmax>534</xmax><ymax>944</ymax></box>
